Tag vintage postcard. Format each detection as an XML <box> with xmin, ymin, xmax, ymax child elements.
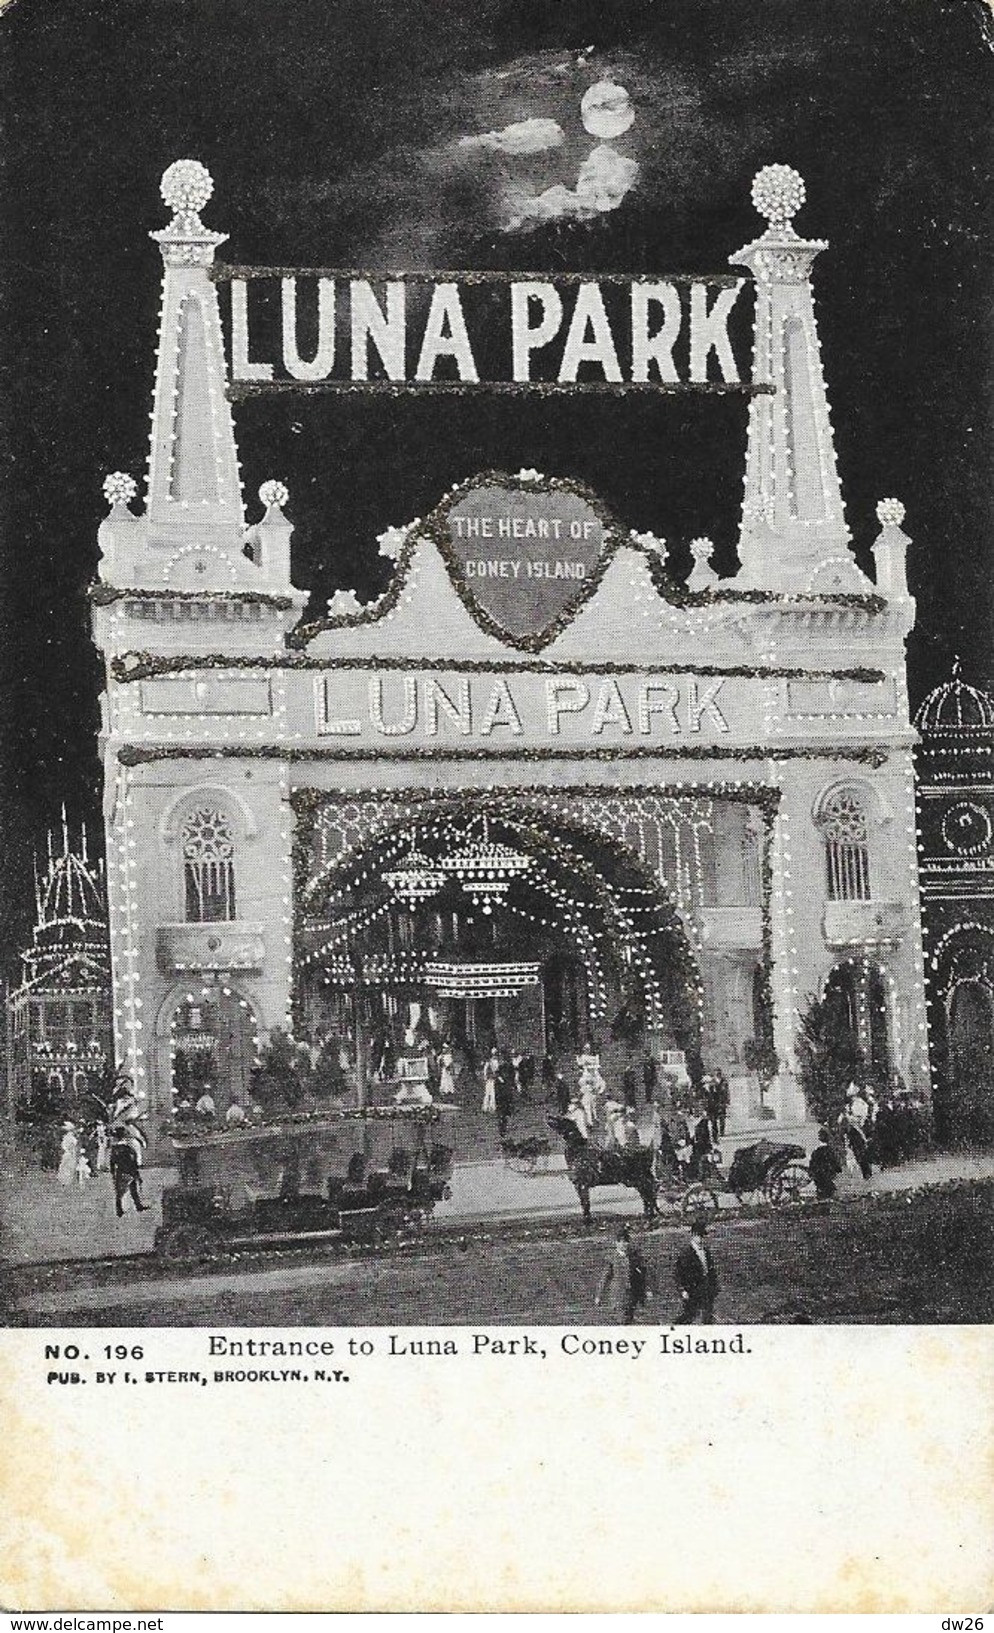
<box><xmin>1</xmin><ymin>0</ymin><xmax>992</xmax><ymax>1614</ymax></box>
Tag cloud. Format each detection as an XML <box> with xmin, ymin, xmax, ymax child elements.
<box><xmin>505</xmin><ymin>143</ymin><xmax>640</xmax><ymax>229</ymax></box>
<box><xmin>458</xmin><ymin>116</ymin><xmax>566</xmax><ymax>158</ymax></box>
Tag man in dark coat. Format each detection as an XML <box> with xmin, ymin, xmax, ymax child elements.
<box><xmin>704</xmin><ymin>1077</ymin><xmax>723</xmax><ymax>1142</ymax></box>
<box><xmin>622</xmin><ymin>1066</ymin><xmax>639</xmax><ymax>1110</ymax></box>
<box><xmin>808</xmin><ymin>1127</ymin><xmax>843</xmax><ymax>1200</ymax></box>
<box><xmin>109</xmin><ymin>1128</ymin><xmax>149</xmax><ymax>1217</ymax></box>
<box><xmin>642</xmin><ymin>1054</ymin><xmax>658</xmax><ymax>1105</ymax></box>
<box><xmin>595</xmin><ymin>1224</ymin><xmax>652</xmax><ymax>1324</ymax></box>
<box><xmin>690</xmin><ymin>1111</ymin><xmax>715</xmax><ymax>1181</ymax></box>
<box><xmin>674</xmin><ymin>1216</ymin><xmax>719</xmax><ymax>1324</ymax></box>
<box><xmin>554</xmin><ymin>1072</ymin><xmax>571</xmax><ymax>1116</ymax></box>
<box><xmin>712</xmin><ymin>1070</ymin><xmax>730</xmax><ymax>1137</ymax></box>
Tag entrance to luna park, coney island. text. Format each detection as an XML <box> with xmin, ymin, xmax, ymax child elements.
<box><xmin>316</xmin><ymin>672</ymin><xmax>732</xmax><ymax>742</ymax></box>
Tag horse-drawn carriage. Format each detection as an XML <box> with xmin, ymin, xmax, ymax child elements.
<box><xmin>155</xmin><ymin>1104</ymin><xmax>454</xmax><ymax>1261</ymax></box>
<box><xmin>546</xmin><ymin>1114</ymin><xmax>813</xmax><ymax>1223</ymax></box>
<box><xmin>655</xmin><ymin>1137</ymin><xmax>813</xmax><ymax>1215</ymax></box>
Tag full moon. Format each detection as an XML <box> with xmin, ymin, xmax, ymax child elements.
<box><xmin>580</xmin><ymin>81</ymin><xmax>635</xmax><ymax>139</ymax></box>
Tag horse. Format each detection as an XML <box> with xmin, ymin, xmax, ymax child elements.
<box><xmin>547</xmin><ymin>1115</ymin><xmax>658</xmax><ymax>1226</ymax></box>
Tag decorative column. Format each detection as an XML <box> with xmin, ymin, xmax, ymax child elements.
<box><xmin>731</xmin><ymin>166</ymin><xmax>856</xmax><ymax>592</ymax></box>
<box><xmin>872</xmin><ymin>497</ymin><xmax>913</xmax><ymax>602</ymax></box>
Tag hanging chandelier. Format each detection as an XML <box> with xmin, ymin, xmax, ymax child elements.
<box><xmin>437</xmin><ymin>815</ymin><xmax>533</xmax><ymax>916</ymax></box>
<box><xmin>382</xmin><ymin>834</ymin><xmax>447</xmax><ymax>908</ymax></box>
<box><xmin>425</xmin><ymin>960</ymin><xmax>541</xmax><ymax>997</ymax></box>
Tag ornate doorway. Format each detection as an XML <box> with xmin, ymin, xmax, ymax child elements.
<box><xmin>166</xmin><ymin>983</ymin><xmax>258</xmax><ymax>1115</ymax></box>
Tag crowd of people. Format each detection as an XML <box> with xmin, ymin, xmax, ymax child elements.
<box><xmin>389</xmin><ymin>1028</ymin><xmax>736</xmax><ymax>1179</ymax></box>
<box><xmin>807</xmin><ymin>1075</ymin><xmax>930</xmax><ymax>1199</ymax></box>
<box><xmin>552</xmin><ymin>1046</ymin><xmax>731</xmax><ymax>1182</ymax></box>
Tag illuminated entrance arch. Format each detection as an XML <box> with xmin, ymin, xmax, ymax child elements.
<box><xmin>295</xmin><ymin>794</ymin><xmax>709</xmax><ymax>1079</ymax></box>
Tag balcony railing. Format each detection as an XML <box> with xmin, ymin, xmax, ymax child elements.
<box><xmin>821</xmin><ymin>900</ymin><xmax>907</xmax><ymax>949</ymax></box>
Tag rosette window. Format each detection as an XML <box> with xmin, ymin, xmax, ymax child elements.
<box><xmin>818</xmin><ymin>786</ymin><xmax>871</xmax><ymax>903</ymax></box>
<box><xmin>182</xmin><ymin>806</ymin><xmax>237</xmax><ymax>923</ymax></box>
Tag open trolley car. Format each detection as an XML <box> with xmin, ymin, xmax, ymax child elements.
<box><xmin>155</xmin><ymin>1105</ymin><xmax>454</xmax><ymax>1262</ymax></box>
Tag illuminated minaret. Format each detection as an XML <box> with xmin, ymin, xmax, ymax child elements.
<box><xmin>731</xmin><ymin>166</ymin><xmax>862</xmax><ymax>593</ymax></box>
<box><xmin>95</xmin><ymin>161</ymin><xmax>305</xmax><ymax>609</ymax></box>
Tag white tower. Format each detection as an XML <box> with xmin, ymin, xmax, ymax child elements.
<box><xmin>95</xmin><ymin>160</ymin><xmax>306</xmax><ymax>617</ymax></box>
<box><xmin>732</xmin><ymin>165</ymin><xmax>865</xmax><ymax>594</ymax></box>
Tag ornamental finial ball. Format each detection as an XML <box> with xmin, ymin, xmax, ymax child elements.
<box><xmin>876</xmin><ymin>497</ymin><xmax>906</xmax><ymax>528</ymax></box>
<box><xmin>259</xmin><ymin>479</ymin><xmax>289</xmax><ymax>510</ymax></box>
<box><xmin>103</xmin><ymin>471</ymin><xmax>137</xmax><ymax>509</ymax></box>
<box><xmin>160</xmin><ymin>159</ymin><xmax>214</xmax><ymax>217</ymax></box>
<box><xmin>751</xmin><ymin>164</ymin><xmax>805</xmax><ymax>228</ymax></box>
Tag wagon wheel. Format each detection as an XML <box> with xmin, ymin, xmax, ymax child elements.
<box><xmin>680</xmin><ymin>1183</ymin><xmax>720</xmax><ymax>1218</ymax></box>
<box><xmin>156</xmin><ymin>1222</ymin><xmax>216</xmax><ymax>1262</ymax></box>
<box><xmin>507</xmin><ymin>1150</ymin><xmax>539</xmax><ymax>1175</ymax></box>
<box><xmin>767</xmin><ymin>1163</ymin><xmax>812</xmax><ymax>1209</ymax></box>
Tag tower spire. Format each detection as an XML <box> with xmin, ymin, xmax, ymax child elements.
<box><xmin>145</xmin><ymin>160</ymin><xmax>244</xmax><ymax>559</ymax></box>
<box><xmin>731</xmin><ymin>166</ymin><xmax>858</xmax><ymax>592</ymax></box>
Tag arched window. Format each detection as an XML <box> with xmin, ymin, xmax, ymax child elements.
<box><xmin>182</xmin><ymin>806</ymin><xmax>236</xmax><ymax>922</ymax></box>
<box><xmin>819</xmin><ymin>786</ymin><xmax>871</xmax><ymax>902</ymax></box>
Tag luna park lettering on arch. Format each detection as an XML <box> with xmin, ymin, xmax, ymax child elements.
<box><xmin>317</xmin><ymin>671</ymin><xmax>731</xmax><ymax>741</ymax></box>
<box><xmin>220</xmin><ymin>268</ymin><xmax>763</xmax><ymax>395</ymax></box>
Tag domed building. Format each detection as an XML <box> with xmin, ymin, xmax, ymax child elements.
<box><xmin>4</xmin><ymin>816</ymin><xmax>113</xmax><ymax>1120</ymax></box>
<box><xmin>915</xmin><ymin>661</ymin><xmax>994</xmax><ymax>1141</ymax></box>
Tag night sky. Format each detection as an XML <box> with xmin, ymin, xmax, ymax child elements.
<box><xmin>1</xmin><ymin>0</ymin><xmax>992</xmax><ymax>969</ymax></box>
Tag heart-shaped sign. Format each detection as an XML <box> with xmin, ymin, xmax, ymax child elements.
<box><xmin>444</xmin><ymin>480</ymin><xmax>606</xmax><ymax>648</ymax></box>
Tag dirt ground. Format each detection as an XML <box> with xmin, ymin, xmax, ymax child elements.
<box><xmin>6</xmin><ymin>1177</ymin><xmax>992</xmax><ymax>1327</ymax></box>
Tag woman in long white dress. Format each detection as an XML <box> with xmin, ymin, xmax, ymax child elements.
<box><xmin>438</xmin><ymin>1044</ymin><xmax>458</xmax><ymax>1099</ymax></box>
<box><xmin>57</xmin><ymin>1123</ymin><xmax>78</xmax><ymax>1187</ymax></box>
<box><xmin>481</xmin><ymin>1050</ymin><xmax>499</xmax><ymax>1113</ymax></box>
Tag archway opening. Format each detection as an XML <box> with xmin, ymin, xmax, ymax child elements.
<box><xmin>930</xmin><ymin>929</ymin><xmax>994</xmax><ymax>1145</ymax></box>
<box><xmin>823</xmin><ymin>958</ymin><xmax>892</xmax><ymax>1090</ymax></box>
<box><xmin>945</xmin><ymin>979</ymin><xmax>994</xmax><ymax>1144</ymax></box>
<box><xmin>168</xmin><ymin>983</ymin><xmax>258</xmax><ymax>1116</ymax></box>
<box><xmin>296</xmin><ymin>802</ymin><xmax>705</xmax><ymax>1132</ymax></box>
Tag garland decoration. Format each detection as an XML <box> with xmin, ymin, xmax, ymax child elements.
<box><xmin>288</xmin><ymin>469</ymin><xmax>886</xmax><ymax>650</ymax></box>
<box><xmin>108</xmin><ymin>648</ymin><xmax>886</xmax><ymax>686</ymax></box>
<box><xmin>117</xmin><ymin>742</ymin><xmax>890</xmax><ymax>767</ymax></box>
<box><xmin>90</xmin><ymin>582</ymin><xmax>295</xmax><ymax>610</ymax></box>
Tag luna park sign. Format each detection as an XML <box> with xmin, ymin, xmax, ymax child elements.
<box><xmin>219</xmin><ymin>270</ymin><xmax>766</xmax><ymax>396</ymax></box>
